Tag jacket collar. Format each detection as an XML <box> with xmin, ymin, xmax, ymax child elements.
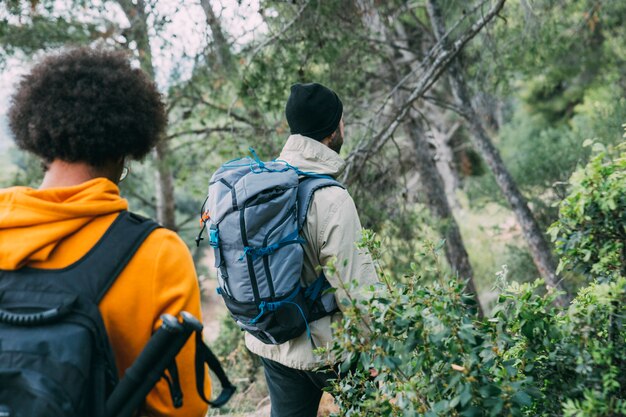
<box><xmin>278</xmin><ymin>134</ymin><xmax>345</xmax><ymax>178</ymax></box>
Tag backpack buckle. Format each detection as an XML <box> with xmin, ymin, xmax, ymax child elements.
<box><xmin>209</xmin><ymin>225</ymin><xmax>219</xmax><ymax>248</ymax></box>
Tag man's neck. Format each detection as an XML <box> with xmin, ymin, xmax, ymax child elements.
<box><xmin>39</xmin><ymin>160</ymin><xmax>119</xmax><ymax>189</ymax></box>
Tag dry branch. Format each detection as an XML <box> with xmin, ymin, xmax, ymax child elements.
<box><xmin>342</xmin><ymin>0</ymin><xmax>506</xmax><ymax>184</ymax></box>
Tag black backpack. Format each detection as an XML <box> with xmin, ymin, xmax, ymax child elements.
<box><xmin>0</xmin><ymin>211</ymin><xmax>159</xmax><ymax>417</ymax></box>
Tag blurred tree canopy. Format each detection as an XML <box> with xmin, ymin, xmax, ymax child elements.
<box><xmin>2</xmin><ymin>2</ymin><xmax>626</xmax><ymax>414</ymax></box>
<box><xmin>1</xmin><ymin>0</ymin><xmax>624</xmax><ymax>303</ymax></box>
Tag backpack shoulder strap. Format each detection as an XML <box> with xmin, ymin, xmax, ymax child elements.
<box><xmin>296</xmin><ymin>176</ymin><xmax>345</xmax><ymax>230</ymax></box>
<box><xmin>69</xmin><ymin>210</ymin><xmax>161</xmax><ymax>303</ymax></box>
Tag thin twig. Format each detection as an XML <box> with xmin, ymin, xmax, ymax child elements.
<box><xmin>361</xmin><ymin>0</ymin><xmax>491</xmax><ymax>129</ymax></box>
<box><xmin>342</xmin><ymin>0</ymin><xmax>506</xmax><ymax>184</ymax></box>
<box><xmin>167</xmin><ymin>126</ymin><xmax>241</xmax><ymax>140</ymax></box>
<box><xmin>247</xmin><ymin>0</ymin><xmax>312</xmax><ymax>63</ymax></box>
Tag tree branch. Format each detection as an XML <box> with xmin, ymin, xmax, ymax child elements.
<box><xmin>342</xmin><ymin>0</ymin><xmax>506</xmax><ymax>184</ymax></box>
<box><xmin>247</xmin><ymin>0</ymin><xmax>312</xmax><ymax>62</ymax></box>
<box><xmin>167</xmin><ymin>126</ymin><xmax>243</xmax><ymax>140</ymax></box>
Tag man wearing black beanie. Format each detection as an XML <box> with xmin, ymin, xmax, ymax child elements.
<box><xmin>285</xmin><ymin>82</ymin><xmax>344</xmax><ymax>146</ymax></box>
<box><xmin>245</xmin><ymin>83</ymin><xmax>378</xmax><ymax>417</ymax></box>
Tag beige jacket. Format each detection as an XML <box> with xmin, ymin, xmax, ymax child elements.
<box><xmin>245</xmin><ymin>134</ymin><xmax>378</xmax><ymax>370</ymax></box>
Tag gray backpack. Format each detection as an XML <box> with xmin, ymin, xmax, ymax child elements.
<box><xmin>198</xmin><ymin>149</ymin><xmax>342</xmax><ymax>344</ymax></box>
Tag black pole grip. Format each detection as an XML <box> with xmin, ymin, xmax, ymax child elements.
<box><xmin>112</xmin><ymin>314</ymin><xmax>198</xmax><ymax>417</ymax></box>
<box><xmin>105</xmin><ymin>314</ymin><xmax>185</xmax><ymax>417</ymax></box>
<box><xmin>180</xmin><ymin>311</ymin><xmax>203</xmax><ymax>332</ymax></box>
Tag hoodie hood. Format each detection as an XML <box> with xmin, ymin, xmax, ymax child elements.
<box><xmin>0</xmin><ymin>178</ymin><xmax>128</xmax><ymax>270</ymax></box>
<box><xmin>278</xmin><ymin>134</ymin><xmax>346</xmax><ymax>178</ymax></box>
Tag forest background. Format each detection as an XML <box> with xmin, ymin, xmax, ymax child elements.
<box><xmin>1</xmin><ymin>0</ymin><xmax>625</xmax><ymax>416</ymax></box>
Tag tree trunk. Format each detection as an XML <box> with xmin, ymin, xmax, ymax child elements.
<box><xmin>426</xmin><ymin>0</ymin><xmax>566</xmax><ymax>304</ymax></box>
<box><xmin>199</xmin><ymin>0</ymin><xmax>235</xmax><ymax>73</ymax></box>
<box><xmin>117</xmin><ymin>0</ymin><xmax>177</xmax><ymax>230</ymax></box>
<box><xmin>427</xmin><ymin>113</ymin><xmax>462</xmax><ymax>210</ymax></box>
<box><xmin>355</xmin><ymin>0</ymin><xmax>483</xmax><ymax>314</ymax></box>
<box><xmin>153</xmin><ymin>141</ymin><xmax>177</xmax><ymax>230</ymax></box>
<box><xmin>405</xmin><ymin>116</ymin><xmax>482</xmax><ymax>313</ymax></box>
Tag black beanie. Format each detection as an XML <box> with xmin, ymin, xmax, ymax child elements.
<box><xmin>285</xmin><ymin>83</ymin><xmax>343</xmax><ymax>141</ymax></box>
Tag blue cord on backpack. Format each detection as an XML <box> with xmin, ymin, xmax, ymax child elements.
<box><xmin>282</xmin><ymin>301</ymin><xmax>311</xmax><ymax>340</ymax></box>
<box><xmin>248</xmin><ymin>287</ymin><xmax>311</xmax><ymax>339</ymax></box>
<box><xmin>248</xmin><ymin>302</ymin><xmax>266</xmax><ymax>325</ymax></box>
<box><xmin>249</xmin><ymin>147</ymin><xmax>267</xmax><ymax>171</ymax></box>
<box><xmin>272</xmin><ymin>158</ymin><xmax>336</xmax><ymax>180</ymax></box>
<box><xmin>239</xmin><ymin>230</ymin><xmax>305</xmax><ymax>261</ymax></box>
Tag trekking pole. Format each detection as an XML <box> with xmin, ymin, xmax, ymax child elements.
<box><xmin>105</xmin><ymin>314</ymin><xmax>192</xmax><ymax>417</ymax></box>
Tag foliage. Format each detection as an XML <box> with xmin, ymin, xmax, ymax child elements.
<box><xmin>325</xmin><ymin>231</ymin><xmax>626</xmax><ymax>416</ymax></box>
<box><xmin>549</xmin><ymin>140</ymin><xmax>626</xmax><ymax>282</ymax></box>
<box><xmin>1</xmin><ymin>0</ymin><xmax>588</xmax><ymax>286</ymax></box>
<box><xmin>0</xmin><ymin>15</ymin><xmax>101</xmax><ymax>60</ymax></box>
<box><xmin>495</xmin><ymin>278</ymin><xmax>626</xmax><ymax>417</ymax></box>
<box><xmin>0</xmin><ymin>148</ymin><xmax>43</xmax><ymax>188</ymax></box>
<box><xmin>326</xmin><ymin>234</ymin><xmax>533</xmax><ymax>417</ymax></box>
<box><xmin>2</xmin><ymin>2</ymin><xmax>626</xmax><ymax>415</ymax></box>
<box><xmin>500</xmin><ymin>244</ymin><xmax>539</xmax><ymax>285</ymax></box>
<box><xmin>0</xmin><ymin>1</ymin><xmax>117</xmax><ymax>68</ymax></box>
<box><xmin>208</xmin><ymin>311</ymin><xmax>264</xmax><ymax>416</ymax></box>
<box><xmin>464</xmin><ymin>0</ymin><xmax>626</xmax><ymax>230</ymax></box>
<box><xmin>367</xmin><ymin>206</ymin><xmax>441</xmax><ymax>281</ymax></box>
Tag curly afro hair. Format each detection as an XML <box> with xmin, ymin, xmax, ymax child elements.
<box><xmin>8</xmin><ymin>47</ymin><xmax>166</xmax><ymax>167</ymax></box>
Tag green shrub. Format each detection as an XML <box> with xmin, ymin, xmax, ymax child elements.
<box><xmin>208</xmin><ymin>313</ymin><xmax>264</xmax><ymax>415</ymax></box>
<box><xmin>548</xmin><ymin>140</ymin><xmax>626</xmax><ymax>282</ymax></box>
<box><xmin>324</xmin><ymin>231</ymin><xmax>626</xmax><ymax>416</ymax></box>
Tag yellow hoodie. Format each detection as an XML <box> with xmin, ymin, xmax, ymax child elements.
<box><xmin>0</xmin><ymin>178</ymin><xmax>209</xmax><ymax>417</ymax></box>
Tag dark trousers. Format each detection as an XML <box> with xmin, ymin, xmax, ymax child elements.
<box><xmin>261</xmin><ymin>357</ymin><xmax>336</xmax><ymax>417</ymax></box>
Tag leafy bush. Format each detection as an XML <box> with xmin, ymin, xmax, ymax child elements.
<box><xmin>208</xmin><ymin>313</ymin><xmax>265</xmax><ymax>416</ymax></box>
<box><xmin>549</xmin><ymin>140</ymin><xmax>626</xmax><ymax>282</ymax></box>
<box><xmin>324</xmin><ymin>232</ymin><xmax>626</xmax><ymax>416</ymax></box>
<box><xmin>495</xmin><ymin>278</ymin><xmax>626</xmax><ymax>416</ymax></box>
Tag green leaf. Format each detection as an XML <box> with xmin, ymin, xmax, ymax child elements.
<box><xmin>511</xmin><ymin>391</ymin><xmax>533</xmax><ymax>407</ymax></box>
<box><xmin>478</xmin><ymin>384</ymin><xmax>502</xmax><ymax>398</ymax></box>
<box><xmin>460</xmin><ymin>383</ymin><xmax>472</xmax><ymax>406</ymax></box>
<box><xmin>460</xmin><ymin>406</ymin><xmax>483</xmax><ymax>417</ymax></box>
<box><xmin>432</xmin><ymin>400</ymin><xmax>449</xmax><ymax>413</ymax></box>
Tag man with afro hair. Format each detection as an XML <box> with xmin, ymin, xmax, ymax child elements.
<box><xmin>0</xmin><ymin>47</ymin><xmax>210</xmax><ymax>417</ymax></box>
